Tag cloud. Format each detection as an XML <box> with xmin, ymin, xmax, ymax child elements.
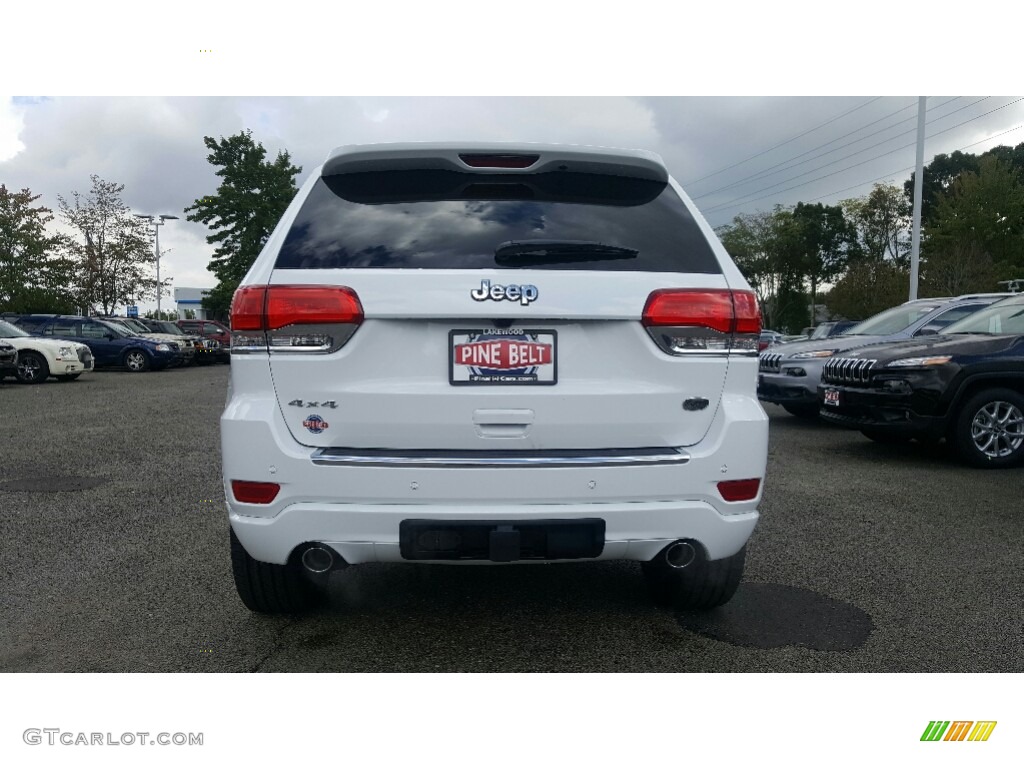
<box><xmin>2</xmin><ymin>95</ymin><xmax>1023</xmax><ymax>313</ymax></box>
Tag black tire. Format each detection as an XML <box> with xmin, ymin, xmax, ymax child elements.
<box><xmin>952</xmin><ymin>387</ymin><xmax>1024</xmax><ymax>468</ymax></box>
<box><xmin>783</xmin><ymin>404</ymin><xmax>819</xmax><ymax>419</ymax></box>
<box><xmin>642</xmin><ymin>545</ymin><xmax>746</xmax><ymax>610</ymax></box>
<box><xmin>860</xmin><ymin>429</ymin><xmax>912</xmax><ymax>444</ymax></box>
<box><xmin>55</xmin><ymin>374</ymin><xmax>81</xmax><ymax>382</ymax></box>
<box><xmin>16</xmin><ymin>351</ymin><xmax>49</xmax><ymax>384</ymax></box>
<box><xmin>230</xmin><ymin>527</ymin><xmax>324</xmax><ymax>613</ymax></box>
<box><xmin>123</xmin><ymin>348</ymin><xmax>150</xmax><ymax>373</ymax></box>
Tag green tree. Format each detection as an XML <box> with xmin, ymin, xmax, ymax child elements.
<box><xmin>822</xmin><ymin>260</ymin><xmax>910</xmax><ymax>320</ymax></box>
<box><xmin>717</xmin><ymin>207</ymin><xmax>803</xmax><ymax>331</ymax></box>
<box><xmin>184</xmin><ymin>130</ymin><xmax>302</xmax><ymax>316</ymax></box>
<box><xmin>791</xmin><ymin>202</ymin><xmax>856</xmax><ymax>327</ymax></box>
<box><xmin>0</xmin><ymin>185</ymin><xmax>75</xmax><ymax>312</ymax></box>
<box><xmin>923</xmin><ymin>155</ymin><xmax>1024</xmax><ymax>292</ymax></box>
<box><xmin>58</xmin><ymin>176</ymin><xmax>155</xmax><ymax>315</ymax></box>
<box><xmin>842</xmin><ymin>183</ymin><xmax>910</xmax><ymax>265</ymax></box>
<box><xmin>904</xmin><ymin>143</ymin><xmax>1024</xmax><ymax>228</ymax></box>
<box><xmin>904</xmin><ymin>150</ymin><xmax>981</xmax><ymax>227</ymax></box>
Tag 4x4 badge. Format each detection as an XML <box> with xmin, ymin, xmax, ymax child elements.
<box><xmin>288</xmin><ymin>399</ymin><xmax>338</xmax><ymax>409</ymax></box>
<box><xmin>471</xmin><ymin>279</ymin><xmax>538</xmax><ymax>306</ymax></box>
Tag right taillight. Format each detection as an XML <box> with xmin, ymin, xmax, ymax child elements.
<box><xmin>642</xmin><ymin>289</ymin><xmax>761</xmax><ymax>356</ymax></box>
<box><xmin>717</xmin><ymin>478</ymin><xmax>761</xmax><ymax>502</ymax></box>
<box><xmin>230</xmin><ymin>285</ymin><xmax>363</xmax><ymax>354</ymax></box>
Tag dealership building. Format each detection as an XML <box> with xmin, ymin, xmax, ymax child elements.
<box><xmin>173</xmin><ymin>287</ymin><xmax>213</xmax><ymax>319</ymax></box>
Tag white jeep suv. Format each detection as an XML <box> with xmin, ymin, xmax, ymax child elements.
<box><xmin>222</xmin><ymin>143</ymin><xmax>768</xmax><ymax>613</ymax></box>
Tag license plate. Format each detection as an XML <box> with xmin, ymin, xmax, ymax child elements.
<box><xmin>823</xmin><ymin>388</ymin><xmax>840</xmax><ymax>407</ymax></box>
<box><xmin>450</xmin><ymin>329</ymin><xmax>557</xmax><ymax>385</ymax></box>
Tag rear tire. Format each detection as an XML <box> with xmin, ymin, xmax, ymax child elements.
<box><xmin>16</xmin><ymin>351</ymin><xmax>49</xmax><ymax>384</ymax></box>
<box><xmin>642</xmin><ymin>545</ymin><xmax>746</xmax><ymax>610</ymax></box>
<box><xmin>783</xmin><ymin>404</ymin><xmax>818</xmax><ymax>419</ymax></box>
<box><xmin>953</xmin><ymin>388</ymin><xmax>1024</xmax><ymax>468</ymax></box>
<box><xmin>860</xmin><ymin>429</ymin><xmax>912</xmax><ymax>444</ymax></box>
<box><xmin>230</xmin><ymin>528</ymin><xmax>324</xmax><ymax>613</ymax></box>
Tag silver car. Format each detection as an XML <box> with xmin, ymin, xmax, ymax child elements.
<box><xmin>758</xmin><ymin>293</ymin><xmax>1012</xmax><ymax>417</ymax></box>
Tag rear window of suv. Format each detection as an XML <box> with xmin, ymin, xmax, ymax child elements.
<box><xmin>274</xmin><ymin>170</ymin><xmax>721</xmax><ymax>273</ymax></box>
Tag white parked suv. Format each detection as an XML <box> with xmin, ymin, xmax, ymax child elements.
<box><xmin>0</xmin><ymin>318</ymin><xmax>93</xmax><ymax>383</ymax></box>
<box><xmin>222</xmin><ymin>143</ymin><xmax>768</xmax><ymax>613</ymax></box>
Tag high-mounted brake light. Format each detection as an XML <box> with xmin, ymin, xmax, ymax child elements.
<box><xmin>230</xmin><ymin>285</ymin><xmax>363</xmax><ymax>354</ymax></box>
<box><xmin>642</xmin><ymin>289</ymin><xmax>762</xmax><ymax>356</ymax></box>
<box><xmin>231</xmin><ymin>480</ymin><xmax>280</xmax><ymax>504</ymax></box>
<box><xmin>458</xmin><ymin>153</ymin><xmax>539</xmax><ymax>169</ymax></box>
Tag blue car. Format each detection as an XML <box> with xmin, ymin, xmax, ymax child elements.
<box><xmin>8</xmin><ymin>314</ymin><xmax>178</xmax><ymax>372</ymax></box>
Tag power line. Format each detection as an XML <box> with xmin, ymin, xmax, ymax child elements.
<box><xmin>699</xmin><ymin>97</ymin><xmax>1000</xmax><ymax>208</ymax></box>
<box><xmin>802</xmin><ymin>123</ymin><xmax>1024</xmax><ymax>204</ymax></box>
<box><xmin>693</xmin><ymin>97</ymin><xmax>971</xmax><ymax>200</ymax></box>
<box><xmin>707</xmin><ymin>122</ymin><xmax>1024</xmax><ymax>226</ymax></box>
<box><xmin>700</xmin><ymin>97</ymin><xmax>1024</xmax><ymax>216</ymax></box>
<box><xmin>680</xmin><ymin>97</ymin><xmax>883</xmax><ymax>185</ymax></box>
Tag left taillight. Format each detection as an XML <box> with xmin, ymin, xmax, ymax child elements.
<box><xmin>231</xmin><ymin>480</ymin><xmax>280</xmax><ymax>504</ymax></box>
<box><xmin>230</xmin><ymin>285</ymin><xmax>364</xmax><ymax>354</ymax></box>
<box><xmin>642</xmin><ymin>289</ymin><xmax>761</xmax><ymax>356</ymax></box>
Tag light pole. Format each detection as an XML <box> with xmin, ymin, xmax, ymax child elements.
<box><xmin>135</xmin><ymin>213</ymin><xmax>179</xmax><ymax>317</ymax></box>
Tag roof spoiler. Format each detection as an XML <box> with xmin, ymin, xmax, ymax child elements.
<box><xmin>321</xmin><ymin>142</ymin><xmax>669</xmax><ymax>183</ymax></box>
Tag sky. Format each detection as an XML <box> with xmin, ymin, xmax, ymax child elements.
<box><xmin>2</xmin><ymin>6</ymin><xmax>1022</xmax><ymax>314</ymax></box>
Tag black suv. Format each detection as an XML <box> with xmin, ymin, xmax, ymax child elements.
<box><xmin>817</xmin><ymin>294</ymin><xmax>1024</xmax><ymax>467</ymax></box>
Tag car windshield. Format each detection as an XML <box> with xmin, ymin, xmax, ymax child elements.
<box><xmin>844</xmin><ymin>304</ymin><xmax>941</xmax><ymax>336</ymax></box>
<box><xmin>154</xmin><ymin>322</ymin><xmax>181</xmax><ymax>334</ymax></box>
<box><xmin>120</xmin><ymin>319</ymin><xmax>151</xmax><ymax>333</ymax></box>
<box><xmin>810</xmin><ymin>324</ymin><xmax>833</xmax><ymax>339</ymax></box>
<box><xmin>940</xmin><ymin>299</ymin><xmax>1024</xmax><ymax>335</ymax></box>
<box><xmin>0</xmin><ymin>319</ymin><xmax>30</xmax><ymax>338</ymax></box>
<box><xmin>98</xmin><ymin>320</ymin><xmax>132</xmax><ymax>338</ymax></box>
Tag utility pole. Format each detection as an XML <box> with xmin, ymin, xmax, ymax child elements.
<box><xmin>909</xmin><ymin>96</ymin><xmax>927</xmax><ymax>300</ymax></box>
<box><xmin>134</xmin><ymin>213</ymin><xmax>179</xmax><ymax>317</ymax></box>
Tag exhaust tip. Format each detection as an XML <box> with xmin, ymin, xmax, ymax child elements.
<box><xmin>664</xmin><ymin>540</ymin><xmax>697</xmax><ymax>569</ymax></box>
<box><xmin>301</xmin><ymin>545</ymin><xmax>335</xmax><ymax>574</ymax></box>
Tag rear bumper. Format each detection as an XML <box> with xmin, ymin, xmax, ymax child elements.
<box><xmin>229</xmin><ymin>500</ymin><xmax>758</xmax><ymax>565</ymax></box>
<box><xmin>222</xmin><ymin>357</ymin><xmax>767</xmax><ymax>565</ymax></box>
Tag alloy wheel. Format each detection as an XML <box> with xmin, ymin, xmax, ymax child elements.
<box><xmin>126</xmin><ymin>352</ymin><xmax>146</xmax><ymax>371</ymax></box>
<box><xmin>17</xmin><ymin>356</ymin><xmax>41</xmax><ymax>382</ymax></box>
<box><xmin>970</xmin><ymin>401</ymin><xmax>1024</xmax><ymax>459</ymax></box>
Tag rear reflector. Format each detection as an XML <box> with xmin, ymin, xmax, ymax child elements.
<box><xmin>459</xmin><ymin>153</ymin><xmax>539</xmax><ymax>169</ymax></box>
<box><xmin>717</xmin><ymin>478</ymin><xmax>761</xmax><ymax>502</ymax></box>
<box><xmin>231</xmin><ymin>480</ymin><xmax>280</xmax><ymax>504</ymax></box>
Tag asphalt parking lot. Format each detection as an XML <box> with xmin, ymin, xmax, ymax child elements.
<box><xmin>1</xmin><ymin>365</ymin><xmax>1021</xmax><ymax>673</ymax></box>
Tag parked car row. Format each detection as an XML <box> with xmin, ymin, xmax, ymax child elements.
<box><xmin>0</xmin><ymin>314</ymin><xmax>232</xmax><ymax>383</ymax></box>
<box><xmin>759</xmin><ymin>292</ymin><xmax>1024</xmax><ymax>467</ymax></box>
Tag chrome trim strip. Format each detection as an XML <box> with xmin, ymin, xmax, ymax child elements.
<box><xmin>310</xmin><ymin>448</ymin><xmax>691</xmax><ymax>468</ymax></box>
